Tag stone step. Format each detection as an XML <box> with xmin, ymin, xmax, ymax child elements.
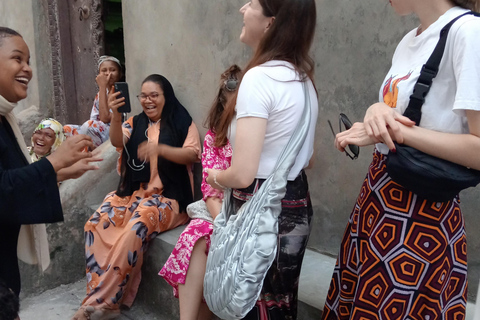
<box><xmin>20</xmin><ymin>224</ymin><xmax>479</xmax><ymax>319</ymax></box>
<box><xmin>130</xmin><ymin>224</ymin><xmax>480</xmax><ymax>320</ymax></box>
<box><xmin>136</xmin><ymin>225</ymin><xmax>332</xmax><ymax>319</ymax></box>
<box><xmin>18</xmin><ymin>280</ymin><xmax>168</xmax><ymax>320</ymax></box>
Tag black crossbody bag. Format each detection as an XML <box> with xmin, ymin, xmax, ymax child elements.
<box><xmin>386</xmin><ymin>11</ymin><xmax>480</xmax><ymax>202</ymax></box>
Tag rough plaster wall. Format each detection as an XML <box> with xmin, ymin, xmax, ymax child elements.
<box><xmin>0</xmin><ymin>0</ymin><xmax>40</xmax><ymax>114</ymax></box>
<box><xmin>122</xmin><ymin>0</ymin><xmax>251</xmax><ymax>135</ymax></box>
<box><xmin>123</xmin><ymin>0</ymin><xmax>479</xmax><ymax>298</ymax></box>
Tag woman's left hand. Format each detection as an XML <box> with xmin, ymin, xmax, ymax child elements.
<box><xmin>364</xmin><ymin>102</ymin><xmax>415</xmax><ymax>150</ymax></box>
<box><xmin>56</xmin><ymin>157</ymin><xmax>102</xmax><ymax>181</ymax></box>
<box><xmin>137</xmin><ymin>141</ymin><xmax>165</xmax><ymax>162</ymax></box>
<box><xmin>206</xmin><ymin>168</ymin><xmax>223</xmax><ymax>190</ymax></box>
<box><xmin>335</xmin><ymin>122</ymin><xmax>380</xmax><ymax>152</ymax></box>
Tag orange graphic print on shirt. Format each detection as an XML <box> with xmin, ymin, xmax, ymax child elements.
<box><xmin>382</xmin><ymin>71</ymin><xmax>412</xmax><ymax>108</ymax></box>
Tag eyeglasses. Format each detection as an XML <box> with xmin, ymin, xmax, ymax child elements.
<box><xmin>328</xmin><ymin>113</ymin><xmax>360</xmax><ymax>160</ymax></box>
<box><xmin>136</xmin><ymin>92</ymin><xmax>163</xmax><ymax>102</ymax></box>
<box><xmin>224</xmin><ymin>78</ymin><xmax>238</xmax><ymax>92</ymax></box>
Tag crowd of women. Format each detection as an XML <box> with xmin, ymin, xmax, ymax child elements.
<box><xmin>1</xmin><ymin>0</ymin><xmax>479</xmax><ymax>319</ymax></box>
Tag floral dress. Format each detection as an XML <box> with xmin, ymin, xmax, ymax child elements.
<box><xmin>64</xmin><ymin>92</ymin><xmax>110</xmax><ymax>147</ymax></box>
<box><xmin>159</xmin><ymin>129</ymin><xmax>232</xmax><ymax>297</ymax></box>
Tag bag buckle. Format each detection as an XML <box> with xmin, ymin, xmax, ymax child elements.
<box><xmin>410</xmin><ymin>82</ymin><xmax>430</xmax><ymax>103</ymax></box>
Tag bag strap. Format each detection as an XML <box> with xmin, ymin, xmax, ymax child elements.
<box><xmin>403</xmin><ymin>11</ymin><xmax>479</xmax><ymax>125</ymax></box>
<box><xmin>270</xmin><ymin>80</ymin><xmax>311</xmax><ymax>173</ymax></box>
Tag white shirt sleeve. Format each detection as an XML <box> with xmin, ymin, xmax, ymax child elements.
<box><xmin>236</xmin><ymin>67</ymin><xmax>275</xmax><ymax>120</ymax></box>
<box><xmin>452</xmin><ymin>18</ymin><xmax>480</xmax><ymax>115</ymax></box>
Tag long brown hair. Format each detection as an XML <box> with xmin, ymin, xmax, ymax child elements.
<box><xmin>205</xmin><ymin>65</ymin><xmax>242</xmax><ymax>147</ymax></box>
<box><xmin>451</xmin><ymin>0</ymin><xmax>479</xmax><ymax>11</ymax></box>
<box><xmin>217</xmin><ymin>0</ymin><xmax>317</xmax><ymax>142</ymax></box>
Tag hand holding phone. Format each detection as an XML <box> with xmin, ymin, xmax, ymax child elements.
<box><xmin>114</xmin><ymin>82</ymin><xmax>131</xmax><ymax>113</ymax></box>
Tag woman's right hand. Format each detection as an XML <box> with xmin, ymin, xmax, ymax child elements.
<box><xmin>363</xmin><ymin>102</ymin><xmax>415</xmax><ymax>150</ymax></box>
<box><xmin>335</xmin><ymin>122</ymin><xmax>380</xmax><ymax>152</ymax></box>
<box><xmin>46</xmin><ymin>134</ymin><xmax>94</xmax><ymax>172</ymax></box>
<box><xmin>96</xmin><ymin>73</ymin><xmax>111</xmax><ymax>89</ymax></box>
<box><xmin>107</xmin><ymin>87</ymin><xmax>125</xmax><ymax>118</ymax></box>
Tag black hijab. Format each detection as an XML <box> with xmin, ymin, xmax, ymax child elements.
<box><xmin>117</xmin><ymin>75</ymin><xmax>193</xmax><ymax>211</ymax></box>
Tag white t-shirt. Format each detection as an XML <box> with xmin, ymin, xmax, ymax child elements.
<box><xmin>376</xmin><ymin>7</ymin><xmax>480</xmax><ymax>154</ymax></box>
<box><xmin>235</xmin><ymin>60</ymin><xmax>319</xmax><ymax>180</ymax></box>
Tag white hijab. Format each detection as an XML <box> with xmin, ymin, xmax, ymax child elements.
<box><xmin>0</xmin><ymin>94</ymin><xmax>50</xmax><ymax>271</ymax></box>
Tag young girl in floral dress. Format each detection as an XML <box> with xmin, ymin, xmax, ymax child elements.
<box><xmin>159</xmin><ymin>65</ymin><xmax>241</xmax><ymax>320</ymax></box>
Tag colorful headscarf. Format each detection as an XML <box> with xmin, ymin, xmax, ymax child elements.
<box><xmin>29</xmin><ymin>118</ymin><xmax>65</xmax><ymax>162</ymax></box>
<box><xmin>98</xmin><ymin>55</ymin><xmax>121</xmax><ymax>71</ymax></box>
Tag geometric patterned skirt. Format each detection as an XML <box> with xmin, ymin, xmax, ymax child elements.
<box><xmin>236</xmin><ymin>170</ymin><xmax>314</xmax><ymax>320</ymax></box>
<box><xmin>322</xmin><ymin>150</ymin><xmax>468</xmax><ymax>320</ymax></box>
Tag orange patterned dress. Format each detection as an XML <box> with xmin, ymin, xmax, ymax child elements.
<box><xmin>81</xmin><ymin>117</ymin><xmax>200</xmax><ymax>310</ymax></box>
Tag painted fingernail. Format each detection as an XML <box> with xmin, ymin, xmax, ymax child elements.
<box><xmin>391</xmin><ymin>148</ymin><xmax>397</xmax><ymax>153</ymax></box>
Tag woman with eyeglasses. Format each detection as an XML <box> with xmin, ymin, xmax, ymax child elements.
<box><xmin>323</xmin><ymin>0</ymin><xmax>480</xmax><ymax>319</ymax></box>
<box><xmin>205</xmin><ymin>0</ymin><xmax>318</xmax><ymax>318</ymax></box>
<box><xmin>73</xmin><ymin>74</ymin><xmax>200</xmax><ymax>320</ymax></box>
<box><xmin>159</xmin><ymin>65</ymin><xmax>241</xmax><ymax>320</ymax></box>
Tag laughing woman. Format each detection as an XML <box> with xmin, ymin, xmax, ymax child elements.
<box><xmin>0</xmin><ymin>27</ymin><xmax>95</xmax><ymax>297</ymax></box>
<box><xmin>73</xmin><ymin>74</ymin><xmax>200</xmax><ymax>320</ymax></box>
<box><xmin>206</xmin><ymin>0</ymin><xmax>318</xmax><ymax>319</ymax></box>
<box><xmin>28</xmin><ymin>118</ymin><xmax>65</xmax><ymax>162</ymax></box>
<box><xmin>322</xmin><ymin>0</ymin><xmax>480</xmax><ymax>319</ymax></box>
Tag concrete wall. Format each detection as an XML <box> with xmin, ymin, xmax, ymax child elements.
<box><xmin>122</xmin><ymin>0</ymin><xmax>480</xmax><ymax>299</ymax></box>
<box><xmin>0</xmin><ymin>1</ymin><xmax>41</xmax><ymax>113</ymax></box>
<box><xmin>0</xmin><ymin>1</ymin><xmax>55</xmax><ymax>141</ymax></box>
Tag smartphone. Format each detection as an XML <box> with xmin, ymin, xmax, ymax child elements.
<box><xmin>114</xmin><ymin>82</ymin><xmax>131</xmax><ymax>113</ymax></box>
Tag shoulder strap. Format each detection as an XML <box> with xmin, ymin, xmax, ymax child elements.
<box><xmin>403</xmin><ymin>11</ymin><xmax>479</xmax><ymax>125</ymax></box>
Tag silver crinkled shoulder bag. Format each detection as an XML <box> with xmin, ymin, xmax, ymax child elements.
<box><xmin>203</xmin><ymin>81</ymin><xmax>312</xmax><ymax>320</ymax></box>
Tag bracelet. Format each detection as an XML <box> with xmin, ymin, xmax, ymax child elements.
<box><xmin>213</xmin><ymin>171</ymin><xmax>227</xmax><ymax>189</ymax></box>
